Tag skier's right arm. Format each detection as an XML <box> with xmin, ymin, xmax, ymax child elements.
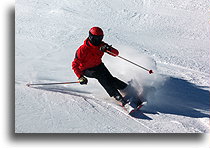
<box><xmin>72</xmin><ymin>46</ymin><xmax>86</xmax><ymax>79</ymax></box>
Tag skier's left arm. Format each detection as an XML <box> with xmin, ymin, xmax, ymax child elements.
<box><xmin>100</xmin><ymin>43</ymin><xmax>119</xmax><ymax>56</ymax></box>
<box><xmin>108</xmin><ymin>46</ymin><xmax>119</xmax><ymax>57</ymax></box>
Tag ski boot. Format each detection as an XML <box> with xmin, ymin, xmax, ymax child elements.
<box><xmin>116</xmin><ymin>96</ymin><xmax>135</xmax><ymax>113</ymax></box>
<box><xmin>114</xmin><ymin>94</ymin><xmax>129</xmax><ymax>106</ymax></box>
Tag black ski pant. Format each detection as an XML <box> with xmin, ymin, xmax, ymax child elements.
<box><xmin>83</xmin><ymin>63</ymin><xmax>128</xmax><ymax>97</ymax></box>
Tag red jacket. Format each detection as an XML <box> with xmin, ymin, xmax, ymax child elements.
<box><xmin>72</xmin><ymin>38</ymin><xmax>119</xmax><ymax>78</ymax></box>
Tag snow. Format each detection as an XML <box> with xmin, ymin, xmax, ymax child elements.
<box><xmin>15</xmin><ymin>0</ymin><xmax>209</xmax><ymax>133</ymax></box>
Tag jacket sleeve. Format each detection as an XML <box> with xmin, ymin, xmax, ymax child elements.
<box><xmin>72</xmin><ymin>46</ymin><xmax>86</xmax><ymax>78</ymax></box>
<box><xmin>109</xmin><ymin>47</ymin><xmax>119</xmax><ymax>57</ymax></box>
<box><xmin>102</xmin><ymin>42</ymin><xmax>119</xmax><ymax>56</ymax></box>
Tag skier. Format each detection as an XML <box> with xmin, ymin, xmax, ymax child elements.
<box><xmin>72</xmin><ymin>27</ymin><xmax>129</xmax><ymax>106</ymax></box>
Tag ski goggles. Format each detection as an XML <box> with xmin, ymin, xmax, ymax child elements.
<box><xmin>89</xmin><ymin>32</ymin><xmax>104</xmax><ymax>42</ymax></box>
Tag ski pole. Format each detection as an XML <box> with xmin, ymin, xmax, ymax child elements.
<box><xmin>26</xmin><ymin>81</ymin><xmax>80</xmax><ymax>87</ymax></box>
<box><xmin>105</xmin><ymin>50</ymin><xmax>153</xmax><ymax>74</ymax></box>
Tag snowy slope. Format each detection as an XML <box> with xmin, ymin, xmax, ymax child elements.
<box><xmin>15</xmin><ymin>0</ymin><xmax>209</xmax><ymax>133</ymax></box>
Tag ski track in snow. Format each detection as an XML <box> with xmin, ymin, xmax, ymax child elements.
<box><xmin>15</xmin><ymin>82</ymin><xmax>209</xmax><ymax>133</ymax></box>
<box><xmin>16</xmin><ymin>85</ymin><xmax>156</xmax><ymax>133</ymax></box>
<box><xmin>16</xmin><ymin>0</ymin><xmax>209</xmax><ymax>133</ymax></box>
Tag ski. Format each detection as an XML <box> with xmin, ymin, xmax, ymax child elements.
<box><xmin>118</xmin><ymin>100</ymin><xmax>146</xmax><ymax>115</ymax></box>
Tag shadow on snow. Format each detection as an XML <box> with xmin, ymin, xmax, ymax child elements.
<box><xmin>29</xmin><ymin>76</ymin><xmax>209</xmax><ymax>120</ymax></box>
<box><xmin>141</xmin><ymin>76</ymin><xmax>209</xmax><ymax>119</ymax></box>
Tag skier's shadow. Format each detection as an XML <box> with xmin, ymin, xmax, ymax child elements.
<box><xmin>140</xmin><ymin>76</ymin><xmax>209</xmax><ymax>119</ymax></box>
<box><xmin>130</xmin><ymin>110</ymin><xmax>155</xmax><ymax>120</ymax></box>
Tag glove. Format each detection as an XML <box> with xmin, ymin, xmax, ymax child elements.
<box><xmin>100</xmin><ymin>44</ymin><xmax>112</xmax><ymax>52</ymax></box>
<box><xmin>78</xmin><ymin>76</ymin><xmax>88</xmax><ymax>85</ymax></box>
